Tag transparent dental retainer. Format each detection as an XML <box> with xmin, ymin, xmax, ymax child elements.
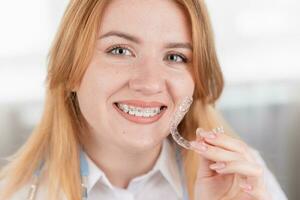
<box><xmin>169</xmin><ymin>96</ymin><xmax>224</xmax><ymax>150</ymax></box>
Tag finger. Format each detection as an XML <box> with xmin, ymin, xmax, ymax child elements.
<box><xmin>196</xmin><ymin>150</ymin><xmax>216</xmax><ymax>178</ymax></box>
<box><xmin>195</xmin><ymin>131</ymin><xmax>217</xmax><ymax>178</ymax></box>
<box><xmin>196</xmin><ymin>129</ymin><xmax>254</xmax><ymax>161</ymax></box>
<box><xmin>190</xmin><ymin>140</ymin><xmax>243</xmax><ymax>162</ymax></box>
<box><xmin>239</xmin><ymin>178</ymin><xmax>271</xmax><ymax>199</ymax></box>
<box><xmin>243</xmin><ymin>189</ymin><xmax>272</xmax><ymax>200</ymax></box>
<box><xmin>210</xmin><ymin>160</ymin><xmax>264</xmax><ymax>178</ymax></box>
<box><xmin>197</xmin><ymin>128</ymin><xmax>247</xmax><ymax>154</ymax></box>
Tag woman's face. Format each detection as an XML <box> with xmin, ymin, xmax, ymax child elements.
<box><xmin>77</xmin><ymin>0</ymin><xmax>195</xmax><ymax>151</ymax></box>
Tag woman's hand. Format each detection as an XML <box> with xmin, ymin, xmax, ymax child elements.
<box><xmin>191</xmin><ymin>128</ymin><xmax>272</xmax><ymax>200</ymax></box>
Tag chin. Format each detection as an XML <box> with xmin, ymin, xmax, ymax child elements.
<box><xmin>118</xmin><ymin>133</ymin><xmax>165</xmax><ymax>152</ymax></box>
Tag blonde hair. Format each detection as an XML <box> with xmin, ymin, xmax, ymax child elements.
<box><xmin>0</xmin><ymin>0</ymin><xmax>237</xmax><ymax>199</ymax></box>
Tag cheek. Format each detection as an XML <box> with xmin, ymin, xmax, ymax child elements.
<box><xmin>76</xmin><ymin>65</ymin><xmax>128</xmax><ymax>130</ymax></box>
<box><xmin>77</xmin><ymin>61</ymin><xmax>130</xmax><ymax>114</ymax></box>
<box><xmin>169</xmin><ymin>70</ymin><xmax>195</xmax><ymax>98</ymax></box>
<box><xmin>83</xmin><ymin>59</ymin><xmax>127</xmax><ymax>92</ymax></box>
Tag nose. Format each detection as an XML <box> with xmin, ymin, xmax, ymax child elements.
<box><xmin>129</xmin><ymin>58</ymin><xmax>166</xmax><ymax>95</ymax></box>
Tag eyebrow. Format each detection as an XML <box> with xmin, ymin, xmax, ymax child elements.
<box><xmin>99</xmin><ymin>30</ymin><xmax>193</xmax><ymax>51</ymax></box>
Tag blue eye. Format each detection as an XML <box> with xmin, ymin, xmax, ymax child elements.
<box><xmin>107</xmin><ymin>45</ymin><xmax>133</xmax><ymax>56</ymax></box>
<box><xmin>166</xmin><ymin>53</ymin><xmax>188</xmax><ymax>63</ymax></box>
<box><xmin>106</xmin><ymin>45</ymin><xmax>189</xmax><ymax>63</ymax></box>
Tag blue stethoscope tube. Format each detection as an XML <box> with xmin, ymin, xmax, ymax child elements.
<box><xmin>27</xmin><ymin>145</ymin><xmax>189</xmax><ymax>200</ymax></box>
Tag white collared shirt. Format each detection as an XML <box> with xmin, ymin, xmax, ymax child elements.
<box><xmin>82</xmin><ymin>138</ymin><xmax>288</xmax><ymax>200</ymax></box>
<box><xmin>85</xmin><ymin>138</ymin><xmax>184</xmax><ymax>200</ymax></box>
<box><xmin>1</xmin><ymin>138</ymin><xmax>288</xmax><ymax>200</ymax></box>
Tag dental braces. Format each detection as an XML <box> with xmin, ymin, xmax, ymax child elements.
<box><xmin>169</xmin><ymin>96</ymin><xmax>224</xmax><ymax>150</ymax></box>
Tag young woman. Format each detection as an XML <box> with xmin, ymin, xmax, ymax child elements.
<box><xmin>0</xmin><ymin>0</ymin><xmax>287</xmax><ymax>199</ymax></box>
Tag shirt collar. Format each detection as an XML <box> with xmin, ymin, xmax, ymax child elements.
<box><xmin>153</xmin><ymin>137</ymin><xmax>183</xmax><ymax>198</ymax></box>
<box><xmin>83</xmin><ymin>137</ymin><xmax>183</xmax><ymax>198</ymax></box>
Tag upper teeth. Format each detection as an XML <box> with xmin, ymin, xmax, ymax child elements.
<box><xmin>116</xmin><ymin>103</ymin><xmax>163</xmax><ymax>117</ymax></box>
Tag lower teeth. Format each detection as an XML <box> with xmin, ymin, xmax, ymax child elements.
<box><xmin>126</xmin><ymin>110</ymin><xmax>158</xmax><ymax>117</ymax></box>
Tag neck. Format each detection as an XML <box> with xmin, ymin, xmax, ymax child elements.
<box><xmin>82</xmin><ymin>137</ymin><xmax>163</xmax><ymax>189</ymax></box>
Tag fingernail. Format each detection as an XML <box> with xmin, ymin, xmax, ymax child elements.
<box><xmin>190</xmin><ymin>141</ymin><xmax>208</xmax><ymax>151</ymax></box>
<box><xmin>209</xmin><ymin>162</ymin><xmax>226</xmax><ymax>170</ymax></box>
<box><xmin>196</xmin><ymin>128</ymin><xmax>204</xmax><ymax>137</ymax></box>
<box><xmin>239</xmin><ymin>183</ymin><xmax>252</xmax><ymax>191</ymax></box>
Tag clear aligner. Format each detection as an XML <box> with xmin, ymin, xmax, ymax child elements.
<box><xmin>169</xmin><ymin>96</ymin><xmax>194</xmax><ymax>149</ymax></box>
<box><xmin>169</xmin><ymin>96</ymin><xmax>225</xmax><ymax>150</ymax></box>
<box><xmin>212</xmin><ymin>126</ymin><xmax>225</xmax><ymax>134</ymax></box>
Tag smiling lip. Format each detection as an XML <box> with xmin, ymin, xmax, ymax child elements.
<box><xmin>113</xmin><ymin>101</ymin><xmax>167</xmax><ymax>124</ymax></box>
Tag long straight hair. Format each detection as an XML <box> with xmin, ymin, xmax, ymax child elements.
<box><xmin>0</xmin><ymin>0</ymin><xmax>235</xmax><ymax>199</ymax></box>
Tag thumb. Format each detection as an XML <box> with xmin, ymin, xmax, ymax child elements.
<box><xmin>194</xmin><ymin>128</ymin><xmax>216</xmax><ymax>179</ymax></box>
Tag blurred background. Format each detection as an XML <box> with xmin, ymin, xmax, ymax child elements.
<box><xmin>0</xmin><ymin>0</ymin><xmax>299</xmax><ymax>199</ymax></box>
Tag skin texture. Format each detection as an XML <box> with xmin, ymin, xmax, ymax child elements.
<box><xmin>76</xmin><ymin>0</ymin><xmax>271</xmax><ymax>199</ymax></box>
<box><xmin>76</xmin><ymin>0</ymin><xmax>194</xmax><ymax>188</ymax></box>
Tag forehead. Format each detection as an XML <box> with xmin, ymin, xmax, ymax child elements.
<box><xmin>98</xmin><ymin>0</ymin><xmax>192</xmax><ymax>43</ymax></box>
